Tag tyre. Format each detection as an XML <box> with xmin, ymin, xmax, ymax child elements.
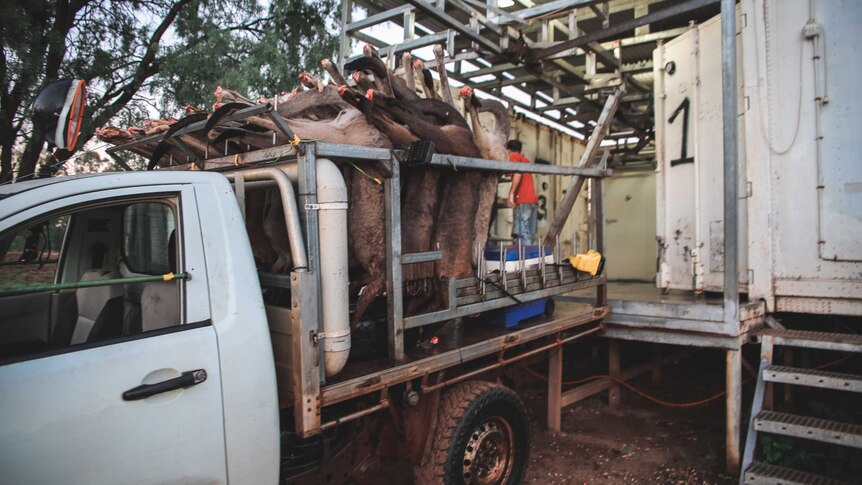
<box><xmin>418</xmin><ymin>381</ymin><xmax>530</xmax><ymax>485</ymax></box>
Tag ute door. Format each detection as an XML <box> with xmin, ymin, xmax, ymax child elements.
<box><xmin>0</xmin><ymin>184</ymin><xmax>226</xmax><ymax>484</ymax></box>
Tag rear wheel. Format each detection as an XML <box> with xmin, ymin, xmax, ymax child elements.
<box><xmin>417</xmin><ymin>381</ymin><xmax>529</xmax><ymax>485</ymax></box>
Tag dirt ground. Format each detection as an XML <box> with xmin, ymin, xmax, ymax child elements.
<box><xmin>514</xmin><ymin>345</ymin><xmax>736</xmax><ymax>485</ymax></box>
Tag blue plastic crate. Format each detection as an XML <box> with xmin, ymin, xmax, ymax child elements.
<box><xmin>486</xmin><ymin>297</ymin><xmax>549</xmax><ymax>327</ymax></box>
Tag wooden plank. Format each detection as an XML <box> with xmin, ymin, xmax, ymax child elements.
<box><xmin>548</xmin><ymin>343</ymin><xmax>563</xmax><ymax>433</ymax></box>
<box><xmin>726</xmin><ymin>349</ymin><xmax>742</xmax><ymax>474</ymax></box>
<box><xmin>560</xmin><ymin>350</ymin><xmax>689</xmax><ymax>407</ymax></box>
<box><xmin>561</xmin><ymin>376</ymin><xmax>613</xmax><ymax>407</ymax></box>
<box><xmin>545</xmin><ymin>91</ymin><xmax>621</xmax><ymax>245</ymax></box>
<box><xmin>608</xmin><ymin>339</ymin><xmax>621</xmax><ymax>407</ymax></box>
<box><xmin>651</xmin><ymin>344</ymin><xmax>662</xmax><ymax>388</ymax></box>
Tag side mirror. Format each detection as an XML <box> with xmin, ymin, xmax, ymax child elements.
<box><xmin>33</xmin><ymin>79</ymin><xmax>87</xmax><ymax>153</ymax></box>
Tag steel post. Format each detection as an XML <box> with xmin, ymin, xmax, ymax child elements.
<box><xmin>338</xmin><ymin>0</ymin><xmax>352</xmax><ymax>68</ymax></box>
<box><xmin>721</xmin><ymin>0</ymin><xmax>739</xmax><ymax>334</ymax></box>
<box><xmin>385</xmin><ymin>158</ymin><xmax>405</xmax><ymax>361</ymax></box>
<box><xmin>290</xmin><ymin>271</ymin><xmax>322</xmax><ymax>437</ymax></box>
<box><xmin>595</xmin><ymin>176</ymin><xmax>607</xmax><ymax>306</ymax></box>
<box><xmin>298</xmin><ymin>143</ymin><xmax>325</xmax><ymax>385</ymax></box>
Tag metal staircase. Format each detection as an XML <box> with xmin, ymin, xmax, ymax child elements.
<box><xmin>741</xmin><ymin>329</ymin><xmax>862</xmax><ymax>484</ymax></box>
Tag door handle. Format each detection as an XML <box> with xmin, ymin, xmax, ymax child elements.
<box><xmin>123</xmin><ymin>369</ymin><xmax>207</xmax><ymax>401</ymax></box>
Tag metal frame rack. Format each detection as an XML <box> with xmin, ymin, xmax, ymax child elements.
<box><xmin>104</xmin><ymin>101</ymin><xmax>612</xmax><ymax>438</ymax></box>
<box><xmin>337</xmin><ymin>0</ymin><xmax>758</xmax><ymax>473</ymax></box>
<box><xmin>338</xmin><ymin>0</ymin><xmax>722</xmax><ymax>167</ymax></box>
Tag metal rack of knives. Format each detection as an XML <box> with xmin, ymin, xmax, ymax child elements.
<box><xmin>404</xmin><ymin>237</ymin><xmax>602</xmax><ymax>330</ymax></box>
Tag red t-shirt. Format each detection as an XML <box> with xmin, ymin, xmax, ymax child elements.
<box><xmin>509</xmin><ymin>151</ymin><xmax>539</xmax><ymax>205</ymax></box>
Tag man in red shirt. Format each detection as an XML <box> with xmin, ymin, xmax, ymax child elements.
<box><xmin>506</xmin><ymin>140</ymin><xmax>539</xmax><ymax>244</ymax></box>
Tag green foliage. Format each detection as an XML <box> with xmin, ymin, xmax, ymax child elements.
<box><xmin>0</xmin><ymin>0</ymin><xmax>338</xmax><ymax>180</ymax></box>
<box><xmin>760</xmin><ymin>433</ymin><xmax>862</xmax><ymax>481</ymax></box>
<box><xmin>154</xmin><ymin>0</ymin><xmax>339</xmax><ymax>112</ymax></box>
<box><xmin>760</xmin><ymin>435</ymin><xmax>816</xmax><ymax>470</ymax></box>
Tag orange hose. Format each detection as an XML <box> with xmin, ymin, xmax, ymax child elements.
<box><xmin>525</xmin><ymin>354</ymin><xmax>853</xmax><ymax>409</ymax></box>
<box><xmin>524</xmin><ymin>366</ymin><xmax>733</xmax><ymax>407</ymax></box>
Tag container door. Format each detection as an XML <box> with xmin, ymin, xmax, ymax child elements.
<box><xmin>817</xmin><ymin>0</ymin><xmax>862</xmax><ymax>262</ymax></box>
<box><xmin>655</xmin><ymin>28</ymin><xmax>697</xmax><ymax>290</ymax></box>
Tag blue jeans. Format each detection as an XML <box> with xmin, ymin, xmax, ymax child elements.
<box><xmin>513</xmin><ymin>203</ymin><xmax>537</xmax><ymax>245</ymax></box>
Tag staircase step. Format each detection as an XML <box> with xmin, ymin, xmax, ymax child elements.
<box><xmin>754</xmin><ymin>411</ymin><xmax>862</xmax><ymax>448</ymax></box>
<box><xmin>763</xmin><ymin>365</ymin><xmax>862</xmax><ymax>393</ymax></box>
<box><xmin>757</xmin><ymin>329</ymin><xmax>862</xmax><ymax>352</ymax></box>
<box><xmin>744</xmin><ymin>462</ymin><xmax>850</xmax><ymax>484</ymax></box>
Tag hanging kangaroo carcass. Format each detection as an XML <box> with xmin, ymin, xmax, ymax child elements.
<box><xmin>97</xmin><ymin>44</ymin><xmax>514</xmax><ymax>343</ymax></box>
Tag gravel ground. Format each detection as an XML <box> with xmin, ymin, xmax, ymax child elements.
<box><xmin>515</xmin><ymin>349</ymin><xmax>736</xmax><ymax>485</ymax></box>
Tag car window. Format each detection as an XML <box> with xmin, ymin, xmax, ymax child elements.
<box><xmin>0</xmin><ymin>198</ymin><xmax>183</xmax><ymax>363</ymax></box>
<box><xmin>0</xmin><ymin>215</ymin><xmax>69</xmax><ymax>291</ymax></box>
<box><xmin>123</xmin><ymin>202</ymin><xmax>176</xmax><ymax>275</ymax></box>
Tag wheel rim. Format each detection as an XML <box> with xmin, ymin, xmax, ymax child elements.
<box><xmin>462</xmin><ymin>416</ymin><xmax>515</xmax><ymax>484</ymax></box>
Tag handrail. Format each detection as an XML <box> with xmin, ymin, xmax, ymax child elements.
<box><xmin>0</xmin><ymin>272</ymin><xmax>188</xmax><ymax>297</ymax></box>
<box><xmin>224</xmin><ymin>168</ymin><xmax>309</xmax><ymax>271</ymax></box>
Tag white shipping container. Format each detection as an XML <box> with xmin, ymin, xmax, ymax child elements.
<box><xmin>654</xmin><ymin>0</ymin><xmax>862</xmax><ymax>315</ymax></box>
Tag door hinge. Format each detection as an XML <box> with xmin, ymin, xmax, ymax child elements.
<box><xmin>740</xmin><ymin>181</ymin><xmax>753</xmax><ymax>199</ymax></box>
<box><xmin>311</xmin><ymin>330</ymin><xmax>325</xmax><ymax>345</ymax></box>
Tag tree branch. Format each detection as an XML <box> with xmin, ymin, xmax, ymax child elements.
<box><xmin>90</xmin><ymin>0</ymin><xmax>194</xmax><ymax>134</ymax></box>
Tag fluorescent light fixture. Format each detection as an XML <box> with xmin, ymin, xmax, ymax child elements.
<box><xmin>498</xmin><ymin>0</ymin><xmax>515</xmax><ymax>7</ymax></box>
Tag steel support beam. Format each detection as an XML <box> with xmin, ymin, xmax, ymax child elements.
<box><xmin>545</xmin><ymin>90</ymin><xmax>621</xmax><ymax>244</ymax></box>
<box><xmin>403</xmin><ymin>0</ymin><xmax>501</xmax><ymax>54</ymax></box>
<box><xmin>530</xmin><ymin>0</ymin><xmax>719</xmax><ymax>61</ymax></box>
<box><xmin>500</xmin><ymin>0</ymin><xmax>603</xmax><ymax>25</ymax></box>
<box><xmin>346</xmin><ymin>5</ymin><xmax>414</xmax><ymax>33</ymax></box>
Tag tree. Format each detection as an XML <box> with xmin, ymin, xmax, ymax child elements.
<box><xmin>0</xmin><ymin>0</ymin><xmax>337</xmax><ymax>182</ymax></box>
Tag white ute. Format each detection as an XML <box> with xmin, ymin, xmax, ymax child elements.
<box><xmin>0</xmin><ymin>172</ymin><xmax>280</xmax><ymax>484</ymax></box>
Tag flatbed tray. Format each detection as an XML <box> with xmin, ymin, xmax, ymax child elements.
<box><xmin>320</xmin><ymin>302</ymin><xmax>608</xmax><ymax>407</ymax></box>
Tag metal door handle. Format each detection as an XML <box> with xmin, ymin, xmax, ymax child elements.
<box><xmin>122</xmin><ymin>369</ymin><xmax>207</xmax><ymax>401</ymax></box>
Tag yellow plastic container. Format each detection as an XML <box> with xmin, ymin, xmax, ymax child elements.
<box><xmin>569</xmin><ymin>250</ymin><xmax>605</xmax><ymax>276</ymax></box>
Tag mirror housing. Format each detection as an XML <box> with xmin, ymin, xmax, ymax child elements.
<box><xmin>33</xmin><ymin>79</ymin><xmax>87</xmax><ymax>152</ymax></box>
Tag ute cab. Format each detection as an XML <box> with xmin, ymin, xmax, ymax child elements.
<box><xmin>0</xmin><ymin>172</ymin><xmax>280</xmax><ymax>484</ymax></box>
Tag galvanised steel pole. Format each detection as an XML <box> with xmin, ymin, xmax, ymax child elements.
<box><xmin>721</xmin><ymin>1</ymin><xmax>739</xmax><ymax>330</ymax></box>
<box><xmin>721</xmin><ymin>0</ymin><xmax>741</xmax><ymax>475</ymax></box>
